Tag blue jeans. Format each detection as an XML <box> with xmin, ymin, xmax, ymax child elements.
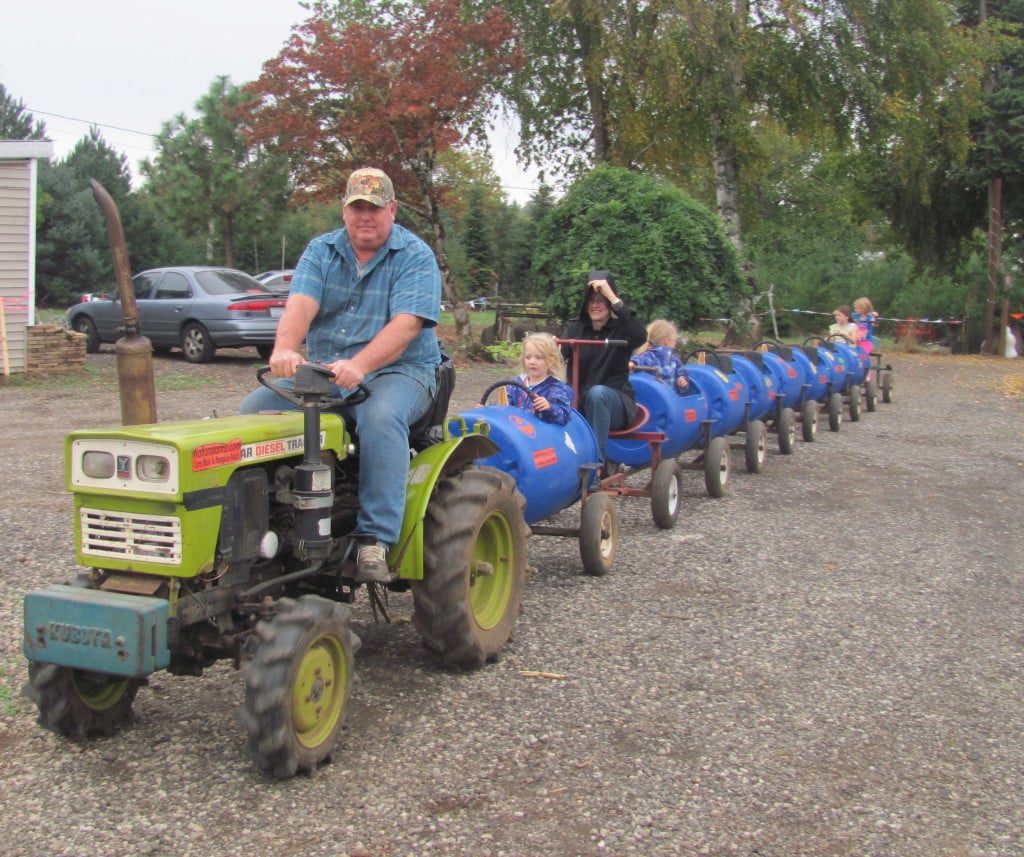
<box><xmin>581</xmin><ymin>385</ymin><xmax>628</xmax><ymax>461</ymax></box>
<box><xmin>240</xmin><ymin>372</ymin><xmax>431</xmax><ymax>548</ymax></box>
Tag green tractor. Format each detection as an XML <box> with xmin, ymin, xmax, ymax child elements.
<box><xmin>23</xmin><ymin>362</ymin><xmax>529</xmax><ymax>777</ymax></box>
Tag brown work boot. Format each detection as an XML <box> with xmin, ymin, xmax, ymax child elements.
<box><xmin>355</xmin><ymin>542</ymin><xmax>390</xmax><ymax>584</ymax></box>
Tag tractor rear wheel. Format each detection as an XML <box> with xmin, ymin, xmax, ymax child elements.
<box><xmin>413</xmin><ymin>467</ymin><xmax>528</xmax><ymax>669</ymax></box>
<box><xmin>24</xmin><ymin>663</ymin><xmax>140</xmax><ymax>739</ymax></box>
<box><xmin>239</xmin><ymin>595</ymin><xmax>359</xmax><ymax>778</ymax></box>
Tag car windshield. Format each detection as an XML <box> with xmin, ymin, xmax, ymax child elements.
<box><xmin>196</xmin><ymin>270</ymin><xmax>273</xmax><ymax>296</ymax></box>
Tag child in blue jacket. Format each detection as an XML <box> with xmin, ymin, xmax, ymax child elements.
<box><xmin>505</xmin><ymin>333</ymin><xmax>575</xmax><ymax>425</ymax></box>
<box><xmin>630</xmin><ymin>320</ymin><xmax>689</xmax><ymax>393</ymax></box>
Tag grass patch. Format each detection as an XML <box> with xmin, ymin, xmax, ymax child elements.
<box><xmin>155</xmin><ymin>372</ymin><xmax>221</xmax><ymax>392</ymax></box>
<box><xmin>35</xmin><ymin>308</ymin><xmax>68</xmax><ymax>326</ymax></box>
<box><xmin>0</xmin><ymin>656</ymin><xmax>23</xmax><ymax>716</ymax></box>
<box><xmin>440</xmin><ymin>309</ymin><xmax>495</xmax><ymax>332</ymax></box>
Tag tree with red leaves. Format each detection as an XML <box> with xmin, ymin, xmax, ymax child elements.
<box><xmin>244</xmin><ymin>0</ymin><xmax>522</xmax><ymax>345</ymax></box>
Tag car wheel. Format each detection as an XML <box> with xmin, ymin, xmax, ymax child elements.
<box><xmin>71</xmin><ymin>316</ymin><xmax>100</xmax><ymax>353</ymax></box>
<box><xmin>181</xmin><ymin>322</ymin><xmax>215</xmax><ymax>363</ymax></box>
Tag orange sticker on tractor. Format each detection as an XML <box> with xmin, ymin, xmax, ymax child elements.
<box><xmin>193</xmin><ymin>439</ymin><xmax>243</xmax><ymax>471</ymax></box>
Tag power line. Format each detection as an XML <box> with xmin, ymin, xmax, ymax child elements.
<box><xmin>27</xmin><ymin>107</ymin><xmax>155</xmax><ymax>139</ymax></box>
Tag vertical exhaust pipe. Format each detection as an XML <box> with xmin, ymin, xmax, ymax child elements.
<box><xmin>90</xmin><ymin>180</ymin><xmax>157</xmax><ymax>425</ymax></box>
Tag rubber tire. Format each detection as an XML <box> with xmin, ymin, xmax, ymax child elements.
<box><xmin>24</xmin><ymin>662</ymin><xmax>140</xmax><ymax>740</ymax></box>
<box><xmin>777</xmin><ymin>408</ymin><xmax>796</xmax><ymax>455</ymax></box>
<box><xmin>650</xmin><ymin>458</ymin><xmax>683</xmax><ymax>530</ymax></box>
<box><xmin>72</xmin><ymin>315</ymin><xmax>100</xmax><ymax>353</ymax></box>
<box><xmin>181</xmin><ymin>322</ymin><xmax>215</xmax><ymax>363</ymax></box>
<box><xmin>881</xmin><ymin>372</ymin><xmax>894</xmax><ymax>403</ymax></box>
<box><xmin>828</xmin><ymin>392</ymin><xmax>843</xmax><ymax>432</ymax></box>
<box><xmin>744</xmin><ymin>420</ymin><xmax>767</xmax><ymax>474</ymax></box>
<box><xmin>256</xmin><ymin>344</ymin><xmax>274</xmax><ymax>360</ymax></box>
<box><xmin>22</xmin><ymin>573</ymin><xmax>140</xmax><ymax>739</ymax></box>
<box><xmin>865</xmin><ymin>379</ymin><xmax>878</xmax><ymax>412</ymax></box>
<box><xmin>704</xmin><ymin>436</ymin><xmax>731</xmax><ymax>498</ymax></box>
<box><xmin>579</xmin><ymin>493</ymin><xmax>618</xmax><ymax>575</ymax></box>
<box><xmin>413</xmin><ymin>466</ymin><xmax>528</xmax><ymax>669</ymax></box>
<box><xmin>848</xmin><ymin>385</ymin><xmax>862</xmax><ymax>422</ymax></box>
<box><xmin>801</xmin><ymin>400</ymin><xmax>818</xmax><ymax>442</ymax></box>
<box><xmin>239</xmin><ymin>595</ymin><xmax>359</xmax><ymax>778</ymax></box>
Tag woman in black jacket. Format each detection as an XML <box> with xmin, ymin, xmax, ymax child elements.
<box><xmin>560</xmin><ymin>270</ymin><xmax>648</xmax><ymax>473</ymax></box>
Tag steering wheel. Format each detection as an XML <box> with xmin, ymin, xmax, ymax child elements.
<box><xmin>478</xmin><ymin>379</ymin><xmax>537</xmax><ymax>406</ymax></box>
<box><xmin>256</xmin><ymin>364</ymin><xmax>371</xmax><ymax>408</ymax></box>
<box><xmin>680</xmin><ymin>348</ymin><xmax>725</xmax><ymax>368</ymax></box>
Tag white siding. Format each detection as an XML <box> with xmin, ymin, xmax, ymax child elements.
<box><xmin>0</xmin><ymin>159</ymin><xmax>32</xmax><ymax>374</ymax></box>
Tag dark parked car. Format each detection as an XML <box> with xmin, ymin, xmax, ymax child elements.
<box><xmin>254</xmin><ymin>269</ymin><xmax>295</xmax><ymax>291</ymax></box>
<box><xmin>66</xmin><ymin>267</ymin><xmax>287</xmax><ymax>363</ymax></box>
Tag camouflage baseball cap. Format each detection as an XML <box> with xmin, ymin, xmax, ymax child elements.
<box><xmin>344</xmin><ymin>167</ymin><xmax>395</xmax><ymax>207</ymax></box>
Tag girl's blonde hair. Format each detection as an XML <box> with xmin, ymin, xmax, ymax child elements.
<box><xmin>853</xmin><ymin>297</ymin><xmax>874</xmax><ymax>314</ymax></box>
<box><xmin>521</xmin><ymin>332</ymin><xmax>567</xmax><ymax>381</ymax></box>
<box><xmin>634</xmin><ymin>319</ymin><xmax>679</xmax><ymax>356</ymax></box>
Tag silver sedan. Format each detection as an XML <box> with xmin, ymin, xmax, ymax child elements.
<box><xmin>66</xmin><ymin>267</ymin><xmax>287</xmax><ymax>363</ymax></box>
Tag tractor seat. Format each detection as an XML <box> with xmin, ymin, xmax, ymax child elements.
<box><xmin>608</xmin><ymin>404</ymin><xmax>651</xmax><ymax>438</ymax></box>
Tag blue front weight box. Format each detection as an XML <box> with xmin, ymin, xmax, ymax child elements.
<box><xmin>24</xmin><ymin>585</ymin><xmax>171</xmax><ymax>677</ymax></box>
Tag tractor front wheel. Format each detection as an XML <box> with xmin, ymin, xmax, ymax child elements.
<box><xmin>24</xmin><ymin>663</ymin><xmax>140</xmax><ymax>739</ymax></box>
<box><xmin>239</xmin><ymin>595</ymin><xmax>359</xmax><ymax>778</ymax></box>
<box><xmin>413</xmin><ymin>467</ymin><xmax>528</xmax><ymax>669</ymax></box>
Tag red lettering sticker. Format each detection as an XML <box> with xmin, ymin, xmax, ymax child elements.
<box><xmin>685</xmin><ymin>409</ymin><xmax>697</xmax><ymax>422</ymax></box>
<box><xmin>533</xmin><ymin>447</ymin><xmax>558</xmax><ymax>468</ymax></box>
<box><xmin>192</xmin><ymin>438</ymin><xmax>243</xmax><ymax>471</ymax></box>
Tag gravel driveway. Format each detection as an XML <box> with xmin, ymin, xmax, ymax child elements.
<box><xmin>0</xmin><ymin>349</ymin><xmax>1022</xmax><ymax>857</ymax></box>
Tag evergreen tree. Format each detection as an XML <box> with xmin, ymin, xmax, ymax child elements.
<box><xmin>0</xmin><ymin>83</ymin><xmax>47</xmax><ymax>139</ymax></box>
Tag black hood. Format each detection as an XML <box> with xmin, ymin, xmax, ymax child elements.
<box><xmin>577</xmin><ymin>269</ymin><xmax>616</xmax><ymax>319</ymax></box>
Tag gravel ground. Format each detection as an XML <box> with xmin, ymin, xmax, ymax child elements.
<box><xmin>1</xmin><ymin>348</ymin><xmax>1022</xmax><ymax>857</ymax></box>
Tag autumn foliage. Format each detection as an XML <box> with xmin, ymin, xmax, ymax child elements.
<box><xmin>244</xmin><ymin>0</ymin><xmax>522</xmax><ymax>216</ymax></box>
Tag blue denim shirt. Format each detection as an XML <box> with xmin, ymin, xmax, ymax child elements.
<box><xmin>290</xmin><ymin>222</ymin><xmax>442</xmax><ymax>393</ymax></box>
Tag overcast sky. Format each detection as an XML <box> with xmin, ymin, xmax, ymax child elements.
<box><xmin>1</xmin><ymin>0</ymin><xmax>540</xmax><ymax>203</ymax></box>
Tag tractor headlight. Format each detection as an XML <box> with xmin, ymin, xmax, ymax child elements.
<box><xmin>137</xmin><ymin>455</ymin><xmax>171</xmax><ymax>482</ymax></box>
<box><xmin>82</xmin><ymin>451</ymin><xmax>115</xmax><ymax>479</ymax></box>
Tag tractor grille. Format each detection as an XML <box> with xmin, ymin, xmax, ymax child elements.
<box><xmin>79</xmin><ymin>508</ymin><xmax>182</xmax><ymax>565</ymax></box>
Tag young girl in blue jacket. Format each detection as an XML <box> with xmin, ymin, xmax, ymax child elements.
<box><xmin>505</xmin><ymin>333</ymin><xmax>575</xmax><ymax>426</ymax></box>
<box><xmin>630</xmin><ymin>320</ymin><xmax>689</xmax><ymax>393</ymax></box>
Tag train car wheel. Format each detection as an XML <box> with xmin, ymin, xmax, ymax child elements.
<box><xmin>579</xmin><ymin>494</ymin><xmax>617</xmax><ymax>576</ymax></box>
<box><xmin>801</xmin><ymin>400</ymin><xmax>818</xmax><ymax>443</ymax></box>
<box><xmin>777</xmin><ymin>408</ymin><xmax>796</xmax><ymax>455</ymax></box>
<box><xmin>864</xmin><ymin>379</ymin><xmax>878</xmax><ymax>412</ymax></box>
<box><xmin>848</xmin><ymin>385</ymin><xmax>862</xmax><ymax>422</ymax></box>
<box><xmin>881</xmin><ymin>372</ymin><xmax>894</xmax><ymax>403</ymax></box>
<box><xmin>828</xmin><ymin>393</ymin><xmax>843</xmax><ymax>432</ymax></box>
<box><xmin>744</xmin><ymin>420</ymin><xmax>767</xmax><ymax>474</ymax></box>
<box><xmin>651</xmin><ymin>459</ymin><xmax>683</xmax><ymax>530</ymax></box>
<box><xmin>704</xmin><ymin>436</ymin><xmax>731</xmax><ymax>498</ymax></box>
